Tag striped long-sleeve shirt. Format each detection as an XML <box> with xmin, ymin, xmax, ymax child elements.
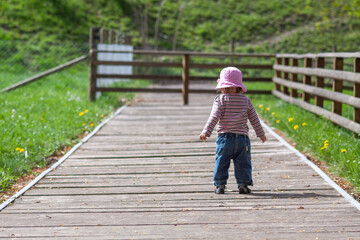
<box><xmin>202</xmin><ymin>93</ymin><xmax>265</xmax><ymax>137</ymax></box>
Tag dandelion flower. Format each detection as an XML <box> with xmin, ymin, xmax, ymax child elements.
<box><xmin>324</xmin><ymin>140</ymin><xmax>329</xmax><ymax>144</ymax></box>
<box><xmin>266</xmin><ymin>107</ymin><xmax>270</xmax><ymax>111</ymax></box>
<box><xmin>294</xmin><ymin>125</ymin><xmax>299</xmax><ymax>130</ymax></box>
<box><xmin>258</xmin><ymin>104</ymin><xmax>263</xmax><ymax>108</ymax></box>
<box><xmin>302</xmin><ymin>122</ymin><xmax>307</xmax><ymax>126</ymax></box>
<box><xmin>85</xmin><ymin>110</ymin><xmax>88</xmax><ymax>113</ymax></box>
<box><xmin>288</xmin><ymin>117</ymin><xmax>293</xmax><ymax>122</ymax></box>
<box><xmin>271</xmin><ymin>112</ymin><xmax>275</xmax><ymax>115</ymax></box>
<box><xmin>276</xmin><ymin>120</ymin><xmax>280</xmax><ymax>123</ymax></box>
<box><xmin>15</xmin><ymin>147</ymin><xmax>21</xmax><ymax>151</ymax></box>
<box><xmin>79</xmin><ymin>112</ymin><xmax>85</xmax><ymax>116</ymax></box>
<box><xmin>100</xmin><ymin>115</ymin><xmax>104</xmax><ymax>118</ymax></box>
<box><xmin>321</xmin><ymin>147</ymin><xmax>325</xmax><ymax>150</ymax></box>
<box><xmin>90</xmin><ymin>123</ymin><xmax>94</xmax><ymax>126</ymax></box>
<box><xmin>19</xmin><ymin>148</ymin><xmax>24</xmax><ymax>153</ymax></box>
<box><xmin>341</xmin><ymin>149</ymin><xmax>347</xmax><ymax>153</ymax></box>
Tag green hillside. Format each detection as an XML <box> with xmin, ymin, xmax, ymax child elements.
<box><xmin>1</xmin><ymin>0</ymin><xmax>360</xmax><ymax>52</ymax></box>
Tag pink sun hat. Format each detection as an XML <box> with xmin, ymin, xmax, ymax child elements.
<box><xmin>215</xmin><ymin>67</ymin><xmax>247</xmax><ymax>93</ymax></box>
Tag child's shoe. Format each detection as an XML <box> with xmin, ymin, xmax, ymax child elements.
<box><xmin>214</xmin><ymin>185</ymin><xmax>226</xmax><ymax>194</ymax></box>
<box><xmin>238</xmin><ymin>184</ymin><xmax>251</xmax><ymax>194</ymax></box>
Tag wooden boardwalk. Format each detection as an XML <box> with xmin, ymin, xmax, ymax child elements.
<box><xmin>1</xmin><ymin>86</ymin><xmax>360</xmax><ymax>239</ymax></box>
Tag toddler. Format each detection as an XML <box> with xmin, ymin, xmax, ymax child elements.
<box><xmin>200</xmin><ymin>67</ymin><xmax>267</xmax><ymax>194</ymax></box>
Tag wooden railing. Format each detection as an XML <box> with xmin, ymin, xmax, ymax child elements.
<box><xmin>273</xmin><ymin>53</ymin><xmax>360</xmax><ymax>134</ymax></box>
<box><xmin>89</xmin><ymin>50</ymin><xmax>275</xmax><ymax>104</ymax></box>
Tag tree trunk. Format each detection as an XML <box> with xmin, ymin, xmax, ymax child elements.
<box><xmin>154</xmin><ymin>0</ymin><xmax>166</xmax><ymax>50</ymax></box>
<box><xmin>172</xmin><ymin>3</ymin><xmax>185</xmax><ymax>51</ymax></box>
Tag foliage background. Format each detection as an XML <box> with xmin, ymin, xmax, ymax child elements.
<box><xmin>1</xmin><ymin>0</ymin><xmax>360</xmax><ymax>53</ymax></box>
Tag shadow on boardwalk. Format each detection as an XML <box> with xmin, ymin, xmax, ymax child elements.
<box><xmin>1</xmin><ymin>86</ymin><xmax>360</xmax><ymax>239</ymax></box>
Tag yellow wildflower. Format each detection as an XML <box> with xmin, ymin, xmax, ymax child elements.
<box><xmin>288</xmin><ymin>117</ymin><xmax>293</xmax><ymax>122</ymax></box>
<box><xmin>341</xmin><ymin>149</ymin><xmax>346</xmax><ymax>153</ymax></box>
<box><xmin>258</xmin><ymin>104</ymin><xmax>263</xmax><ymax>108</ymax></box>
<box><xmin>294</xmin><ymin>125</ymin><xmax>299</xmax><ymax>130</ymax></box>
<box><xmin>100</xmin><ymin>115</ymin><xmax>104</xmax><ymax>118</ymax></box>
<box><xmin>324</xmin><ymin>140</ymin><xmax>329</xmax><ymax>144</ymax></box>
<box><xmin>15</xmin><ymin>147</ymin><xmax>21</xmax><ymax>151</ymax></box>
<box><xmin>271</xmin><ymin>112</ymin><xmax>275</xmax><ymax>115</ymax></box>
<box><xmin>265</xmin><ymin>107</ymin><xmax>270</xmax><ymax>111</ymax></box>
<box><xmin>302</xmin><ymin>122</ymin><xmax>307</xmax><ymax>126</ymax></box>
<box><xmin>19</xmin><ymin>148</ymin><xmax>24</xmax><ymax>153</ymax></box>
<box><xmin>90</xmin><ymin>123</ymin><xmax>94</xmax><ymax>126</ymax></box>
<box><xmin>276</xmin><ymin>120</ymin><xmax>280</xmax><ymax>123</ymax></box>
<box><xmin>79</xmin><ymin>112</ymin><xmax>85</xmax><ymax>116</ymax></box>
<box><xmin>85</xmin><ymin>110</ymin><xmax>88</xmax><ymax>113</ymax></box>
<box><xmin>321</xmin><ymin>147</ymin><xmax>325</xmax><ymax>150</ymax></box>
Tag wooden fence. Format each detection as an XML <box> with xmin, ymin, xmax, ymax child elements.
<box><xmin>273</xmin><ymin>53</ymin><xmax>360</xmax><ymax>134</ymax></box>
<box><xmin>88</xmin><ymin>28</ymin><xmax>274</xmax><ymax>104</ymax></box>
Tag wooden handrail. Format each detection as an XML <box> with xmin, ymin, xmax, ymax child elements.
<box><xmin>95</xmin><ymin>49</ymin><xmax>276</xmax><ymax>57</ymax></box>
<box><xmin>94</xmin><ymin>60</ymin><xmax>273</xmax><ymax>69</ymax></box>
<box><xmin>277</xmin><ymin>52</ymin><xmax>360</xmax><ymax>59</ymax></box>
<box><xmin>273</xmin><ymin>77</ymin><xmax>360</xmax><ymax>108</ymax></box>
<box><xmin>1</xmin><ymin>55</ymin><xmax>88</xmax><ymax>93</ymax></box>
<box><xmin>273</xmin><ymin>64</ymin><xmax>360</xmax><ymax>84</ymax></box>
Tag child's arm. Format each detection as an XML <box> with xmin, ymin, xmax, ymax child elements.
<box><xmin>199</xmin><ymin>97</ymin><xmax>223</xmax><ymax>141</ymax></box>
<box><xmin>247</xmin><ymin>99</ymin><xmax>266</xmax><ymax>142</ymax></box>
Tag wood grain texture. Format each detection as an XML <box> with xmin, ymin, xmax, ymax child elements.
<box><xmin>1</xmin><ymin>83</ymin><xmax>360</xmax><ymax>239</ymax></box>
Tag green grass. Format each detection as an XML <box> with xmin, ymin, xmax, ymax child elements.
<box><xmin>249</xmin><ymin>94</ymin><xmax>360</xmax><ymax>190</ymax></box>
<box><xmin>0</xmin><ymin>62</ymin><xmax>149</xmax><ymax>191</ymax></box>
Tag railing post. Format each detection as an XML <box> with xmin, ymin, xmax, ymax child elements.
<box><xmin>290</xmin><ymin>58</ymin><xmax>298</xmax><ymax>98</ymax></box>
<box><xmin>274</xmin><ymin>57</ymin><xmax>282</xmax><ymax>91</ymax></box>
<box><xmin>315</xmin><ymin>57</ymin><xmax>325</xmax><ymax>107</ymax></box>
<box><xmin>354</xmin><ymin>58</ymin><xmax>360</xmax><ymax>123</ymax></box>
<box><xmin>303</xmin><ymin>57</ymin><xmax>312</xmax><ymax>102</ymax></box>
<box><xmin>89</xmin><ymin>27</ymin><xmax>100</xmax><ymax>101</ymax></box>
<box><xmin>182</xmin><ymin>54</ymin><xmax>190</xmax><ymax>105</ymax></box>
<box><xmin>282</xmin><ymin>57</ymin><xmax>289</xmax><ymax>95</ymax></box>
<box><xmin>332</xmin><ymin>57</ymin><xmax>344</xmax><ymax>115</ymax></box>
<box><xmin>100</xmin><ymin>28</ymin><xmax>108</xmax><ymax>43</ymax></box>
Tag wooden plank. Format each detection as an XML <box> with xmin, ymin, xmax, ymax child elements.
<box><xmin>1</xmin><ymin>84</ymin><xmax>360</xmax><ymax>239</ymax></box>
<box><xmin>354</xmin><ymin>58</ymin><xmax>360</xmax><ymax>123</ymax></box>
<box><xmin>303</xmin><ymin>58</ymin><xmax>312</xmax><ymax>102</ymax></box>
<box><xmin>274</xmin><ymin>57</ymin><xmax>282</xmax><ymax>91</ymax></box>
<box><xmin>88</xmin><ymin>50</ymin><xmax>97</xmax><ymax>101</ymax></box>
<box><xmin>182</xmin><ymin>54</ymin><xmax>190</xmax><ymax>105</ymax></box>
<box><xmin>94</xmin><ymin>49</ymin><xmax>275</xmax><ymax>58</ymax></box>
<box><xmin>1</xmin><ymin>55</ymin><xmax>88</xmax><ymax>93</ymax></box>
<box><xmin>290</xmin><ymin>58</ymin><xmax>298</xmax><ymax>97</ymax></box>
<box><xmin>273</xmin><ymin>64</ymin><xmax>360</xmax><ymax>84</ymax></box>
<box><xmin>315</xmin><ymin>57</ymin><xmax>325</xmax><ymax>107</ymax></box>
<box><xmin>94</xmin><ymin>60</ymin><xmax>273</xmax><ymax>70</ymax></box>
<box><xmin>332</xmin><ymin>57</ymin><xmax>344</xmax><ymax>115</ymax></box>
<box><xmin>282</xmin><ymin>57</ymin><xmax>290</xmax><ymax>95</ymax></box>
<box><xmin>277</xmin><ymin>52</ymin><xmax>360</xmax><ymax>59</ymax></box>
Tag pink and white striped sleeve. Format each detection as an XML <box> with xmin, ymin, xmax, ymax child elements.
<box><xmin>202</xmin><ymin>97</ymin><xmax>223</xmax><ymax>137</ymax></box>
<box><xmin>247</xmin><ymin>99</ymin><xmax>265</xmax><ymax>137</ymax></box>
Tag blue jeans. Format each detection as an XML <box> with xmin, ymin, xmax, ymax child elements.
<box><xmin>214</xmin><ymin>133</ymin><xmax>253</xmax><ymax>186</ymax></box>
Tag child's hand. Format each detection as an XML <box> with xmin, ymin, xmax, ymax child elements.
<box><xmin>199</xmin><ymin>133</ymin><xmax>208</xmax><ymax>141</ymax></box>
<box><xmin>260</xmin><ymin>135</ymin><xmax>267</xmax><ymax>143</ymax></box>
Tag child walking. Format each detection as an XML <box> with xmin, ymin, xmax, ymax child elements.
<box><xmin>200</xmin><ymin>67</ymin><xmax>267</xmax><ymax>194</ymax></box>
